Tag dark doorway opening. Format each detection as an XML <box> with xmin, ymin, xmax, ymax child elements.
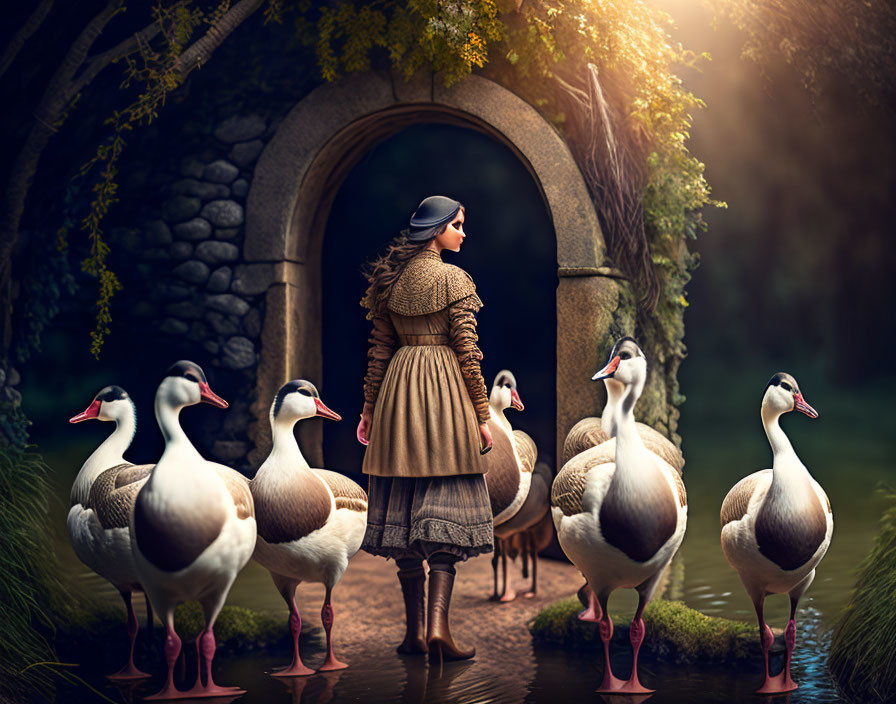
<box><xmin>320</xmin><ymin>123</ymin><xmax>556</xmax><ymax>484</ymax></box>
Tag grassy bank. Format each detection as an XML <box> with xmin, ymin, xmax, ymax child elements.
<box><xmin>0</xmin><ymin>446</ymin><xmax>68</xmax><ymax>702</ymax></box>
<box><xmin>828</xmin><ymin>490</ymin><xmax>896</xmax><ymax>703</ymax></box>
<box><xmin>530</xmin><ymin>597</ymin><xmax>767</xmax><ymax>664</ymax></box>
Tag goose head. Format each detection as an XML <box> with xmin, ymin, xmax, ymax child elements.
<box><xmin>489</xmin><ymin>369</ymin><xmax>524</xmax><ymax>412</ymax></box>
<box><xmin>592</xmin><ymin>337</ymin><xmax>647</xmax><ymax>393</ymax></box>
<box><xmin>763</xmin><ymin>372</ymin><xmax>818</xmax><ymax>419</ymax></box>
<box><xmin>156</xmin><ymin>360</ymin><xmax>228</xmax><ymax>411</ymax></box>
<box><xmin>270</xmin><ymin>380</ymin><xmax>341</xmax><ymax>426</ymax></box>
<box><xmin>69</xmin><ymin>385</ymin><xmax>134</xmax><ymax>424</ymax></box>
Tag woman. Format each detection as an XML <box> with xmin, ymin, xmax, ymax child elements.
<box><xmin>357</xmin><ymin>195</ymin><xmax>493</xmax><ymax>663</ymax></box>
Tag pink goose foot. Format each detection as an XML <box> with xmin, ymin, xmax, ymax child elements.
<box><xmin>144</xmin><ymin>627</ymin><xmax>183</xmax><ymax>700</ymax></box>
<box><xmin>756</xmin><ymin>620</ymin><xmax>798</xmax><ymax>694</ymax></box>
<box><xmin>595</xmin><ymin>614</ymin><xmax>625</xmax><ymax>693</ymax></box>
<box><xmin>271</xmin><ymin>608</ymin><xmax>314</xmax><ymax>677</ymax></box>
<box><xmin>108</xmin><ymin>591</ymin><xmax>151</xmax><ymax>681</ymax></box>
<box><xmin>577</xmin><ymin>584</ymin><xmax>600</xmax><ymax>623</ymax></box>
<box><xmin>619</xmin><ymin>617</ymin><xmax>654</xmax><ymax>694</ymax></box>
<box><xmin>183</xmin><ymin>629</ymin><xmax>244</xmax><ymax>698</ymax></box>
<box><xmin>317</xmin><ymin>600</ymin><xmax>347</xmax><ymax>672</ymax></box>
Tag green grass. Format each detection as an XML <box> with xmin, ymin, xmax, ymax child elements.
<box><xmin>530</xmin><ymin>597</ymin><xmax>760</xmax><ymax>664</ymax></box>
<box><xmin>828</xmin><ymin>489</ymin><xmax>896</xmax><ymax>702</ymax></box>
<box><xmin>0</xmin><ymin>446</ymin><xmax>69</xmax><ymax>702</ymax></box>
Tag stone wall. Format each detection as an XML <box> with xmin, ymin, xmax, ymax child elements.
<box><xmin>111</xmin><ymin>113</ymin><xmax>282</xmax><ymax>470</ymax></box>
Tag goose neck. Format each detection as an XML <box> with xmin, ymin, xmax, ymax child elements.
<box><xmin>762</xmin><ymin>405</ymin><xmax>798</xmax><ymax>465</ymax></box>
<box><xmin>601</xmin><ymin>380</ymin><xmax>625</xmax><ymax>436</ymax></box>
<box><xmin>154</xmin><ymin>395</ymin><xmax>199</xmax><ymax>460</ymax></box>
<box><xmin>611</xmin><ymin>379</ymin><xmax>649</xmax><ymax>477</ymax></box>
<box><xmin>269</xmin><ymin>419</ymin><xmax>310</xmax><ymax>469</ymax></box>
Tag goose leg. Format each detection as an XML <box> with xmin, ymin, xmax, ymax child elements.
<box><xmin>621</xmin><ymin>593</ymin><xmax>654</xmax><ymax>694</ymax></box>
<box><xmin>577</xmin><ymin>582</ymin><xmax>600</xmax><ymax>622</ymax></box>
<box><xmin>144</xmin><ymin>612</ymin><xmax>182</xmax><ymax>700</ymax></box>
<box><xmin>753</xmin><ymin>594</ymin><xmax>795</xmax><ymax>694</ymax></box>
<box><xmin>107</xmin><ymin>589</ymin><xmax>150</xmax><ymax>680</ymax></box>
<box><xmin>271</xmin><ymin>578</ymin><xmax>314</xmax><ymax>676</ymax></box>
<box><xmin>490</xmin><ymin>541</ymin><xmax>501</xmax><ymax>600</ymax></box>
<box><xmin>523</xmin><ymin>533</ymin><xmax>537</xmax><ymax>598</ymax></box>
<box><xmin>185</xmin><ymin>585</ymin><xmax>244</xmax><ymax>697</ymax></box>
<box><xmin>595</xmin><ymin>592</ymin><xmax>624</xmax><ymax>692</ymax></box>
<box><xmin>318</xmin><ymin>585</ymin><xmax>348</xmax><ymax>671</ymax></box>
<box><xmin>498</xmin><ymin>545</ymin><xmax>516</xmax><ymax>602</ymax></box>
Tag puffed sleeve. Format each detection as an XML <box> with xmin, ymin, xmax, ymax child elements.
<box><xmin>447</xmin><ymin>296</ymin><xmax>490</xmax><ymax>424</ymax></box>
<box><xmin>363</xmin><ymin>313</ymin><xmax>396</xmax><ymax>408</ymax></box>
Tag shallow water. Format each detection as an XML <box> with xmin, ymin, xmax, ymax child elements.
<box><xmin>45</xmin><ymin>369</ymin><xmax>894</xmax><ymax>702</ymax></box>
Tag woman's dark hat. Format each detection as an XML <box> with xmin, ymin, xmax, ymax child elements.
<box><xmin>405</xmin><ymin>196</ymin><xmax>462</xmax><ymax>242</ymax></box>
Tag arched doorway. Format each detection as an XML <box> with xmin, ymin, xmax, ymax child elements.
<box><xmin>319</xmin><ymin>122</ymin><xmax>556</xmax><ymax>480</ymax></box>
<box><xmin>244</xmin><ymin>70</ymin><xmax>618</xmax><ymax>469</ymax></box>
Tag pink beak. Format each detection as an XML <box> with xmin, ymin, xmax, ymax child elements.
<box><xmin>510</xmin><ymin>388</ymin><xmax>524</xmax><ymax>411</ymax></box>
<box><xmin>793</xmin><ymin>393</ymin><xmax>818</xmax><ymax>419</ymax></box>
<box><xmin>70</xmin><ymin>399</ymin><xmax>101</xmax><ymax>423</ymax></box>
<box><xmin>592</xmin><ymin>356</ymin><xmax>621</xmax><ymax>381</ymax></box>
<box><xmin>314</xmin><ymin>398</ymin><xmax>342</xmax><ymax>421</ymax></box>
<box><xmin>199</xmin><ymin>381</ymin><xmax>228</xmax><ymax>409</ymax></box>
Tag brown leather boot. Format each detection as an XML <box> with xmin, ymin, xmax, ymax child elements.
<box><xmin>426</xmin><ymin>569</ymin><xmax>475</xmax><ymax>662</ymax></box>
<box><xmin>396</xmin><ymin>567</ymin><xmax>427</xmax><ymax>654</ymax></box>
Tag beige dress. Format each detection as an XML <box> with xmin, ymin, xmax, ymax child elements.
<box><xmin>360</xmin><ymin>249</ymin><xmax>493</xmax><ymax>560</ymax></box>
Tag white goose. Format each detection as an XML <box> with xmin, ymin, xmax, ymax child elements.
<box><xmin>482</xmin><ymin>370</ymin><xmax>537</xmax><ymax>601</ymax></box>
<box><xmin>250</xmin><ymin>380</ymin><xmax>368</xmax><ymax>676</ymax></box>
<box><xmin>563</xmin><ymin>340</ymin><xmax>684</xmax><ymax>472</ymax></box>
<box><xmin>492</xmin><ymin>460</ymin><xmax>553</xmax><ymax>601</ymax></box>
<box><xmin>68</xmin><ymin>385</ymin><xmax>152</xmax><ymax>680</ymax></box>
<box><xmin>130</xmin><ymin>361</ymin><xmax>255</xmax><ymax>700</ymax></box>
<box><xmin>551</xmin><ymin>338</ymin><xmax>687</xmax><ymax>694</ymax></box>
<box><xmin>721</xmin><ymin>372</ymin><xmax>832</xmax><ymax>694</ymax></box>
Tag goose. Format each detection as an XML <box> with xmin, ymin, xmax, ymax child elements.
<box><xmin>551</xmin><ymin>338</ymin><xmax>687</xmax><ymax>693</ymax></box>
<box><xmin>562</xmin><ymin>341</ymin><xmax>684</xmax><ymax>473</ymax></box>
<box><xmin>570</xmin><ymin>336</ymin><xmax>686</xmax><ymax>621</ymax></box>
<box><xmin>250</xmin><ymin>380</ymin><xmax>368</xmax><ymax>676</ymax></box>
<box><xmin>720</xmin><ymin>372</ymin><xmax>832</xmax><ymax>694</ymax></box>
<box><xmin>68</xmin><ymin>385</ymin><xmax>152</xmax><ymax>680</ymax></box>
<box><xmin>493</xmin><ymin>461</ymin><xmax>553</xmax><ymax>600</ymax></box>
<box><xmin>482</xmin><ymin>370</ymin><xmax>537</xmax><ymax>600</ymax></box>
<box><xmin>130</xmin><ymin>361</ymin><xmax>256</xmax><ymax>700</ymax></box>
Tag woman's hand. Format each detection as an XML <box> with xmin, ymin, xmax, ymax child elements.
<box><xmin>357</xmin><ymin>408</ymin><xmax>372</xmax><ymax>446</ymax></box>
<box><xmin>479</xmin><ymin>422</ymin><xmax>493</xmax><ymax>455</ymax></box>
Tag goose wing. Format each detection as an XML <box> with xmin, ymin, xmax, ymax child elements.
<box><xmin>89</xmin><ymin>463</ymin><xmax>153</xmax><ymax>530</ymax></box>
<box><xmin>637</xmin><ymin>423</ymin><xmax>685</xmax><ymax>474</ymax></box>
<box><xmin>562</xmin><ymin>417</ymin><xmax>610</xmax><ymax>464</ymax></box>
<box><xmin>512</xmin><ymin>429</ymin><xmax>537</xmax><ymax>474</ymax></box>
<box><xmin>720</xmin><ymin>470</ymin><xmax>771</xmax><ymax>528</ymax></box>
<box><xmin>312</xmin><ymin>469</ymin><xmax>368</xmax><ymax>512</ymax></box>
<box><xmin>213</xmin><ymin>465</ymin><xmax>254</xmax><ymax>520</ymax></box>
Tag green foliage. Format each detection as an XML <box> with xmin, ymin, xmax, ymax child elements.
<box><xmin>530</xmin><ymin>597</ymin><xmax>759</xmax><ymax>663</ymax></box>
<box><xmin>828</xmin><ymin>488</ymin><xmax>896</xmax><ymax>701</ymax></box>
<box><xmin>308</xmin><ymin>0</ymin><xmax>506</xmax><ymax>86</ymax></box>
<box><xmin>714</xmin><ymin>0</ymin><xmax>896</xmax><ymax>107</ymax></box>
<box><xmin>0</xmin><ymin>447</ymin><xmax>66</xmax><ymax>702</ymax></box>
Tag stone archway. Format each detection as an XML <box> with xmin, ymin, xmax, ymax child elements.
<box><xmin>244</xmin><ymin>70</ymin><xmax>625</xmax><ymax>468</ymax></box>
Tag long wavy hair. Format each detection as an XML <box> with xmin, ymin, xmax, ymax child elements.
<box><xmin>360</xmin><ymin>235</ymin><xmax>430</xmax><ymax>318</ymax></box>
<box><xmin>360</xmin><ymin>209</ymin><xmax>462</xmax><ymax>318</ymax></box>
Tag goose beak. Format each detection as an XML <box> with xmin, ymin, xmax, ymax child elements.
<box><xmin>69</xmin><ymin>399</ymin><xmax>101</xmax><ymax>423</ymax></box>
<box><xmin>592</xmin><ymin>356</ymin><xmax>621</xmax><ymax>381</ymax></box>
<box><xmin>510</xmin><ymin>389</ymin><xmax>525</xmax><ymax>411</ymax></box>
<box><xmin>794</xmin><ymin>393</ymin><xmax>818</xmax><ymax>419</ymax></box>
<box><xmin>314</xmin><ymin>399</ymin><xmax>342</xmax><ymax>421</ymax></box>
<box><xmin>199</xmin><ymin>382</ymin><xmax>229</xmax><ymax>409</ymax></box>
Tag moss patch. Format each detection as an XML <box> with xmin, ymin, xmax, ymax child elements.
<box><xmin>828</xmin><ymin>490</ymin><xmax>896</xmax><ymax>702</ymax></box>
<box><xmin>530</xmin><ymin>598</ymin><xmax>762</xmax><ymax>664</ymax></box>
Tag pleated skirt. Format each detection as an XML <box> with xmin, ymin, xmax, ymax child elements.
<box><xmin>362</xmin><ymin>474</ymin><xmax>494</xmax><ymax>562</ymax></box>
